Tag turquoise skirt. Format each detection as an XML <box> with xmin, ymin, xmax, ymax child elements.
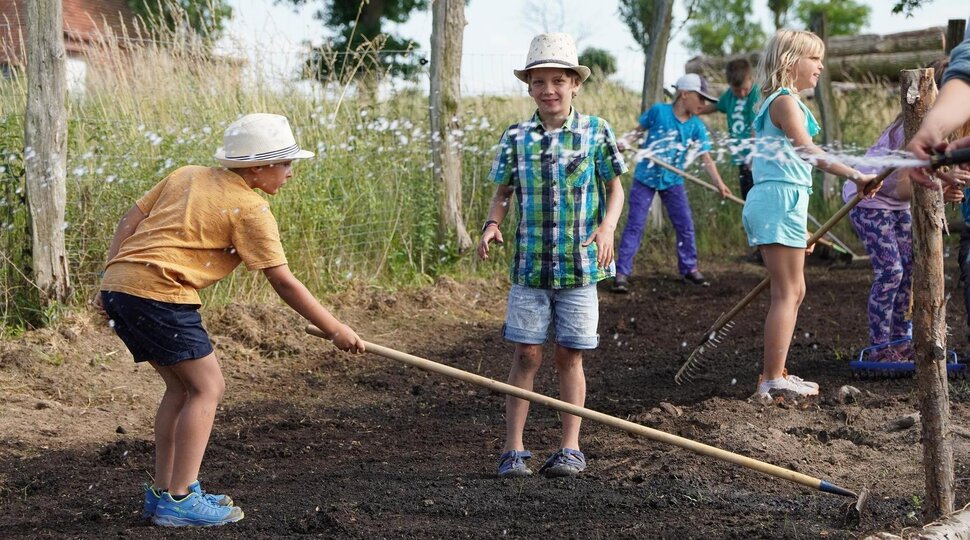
<box><xmin>742</xmin><ymin>182</ymin><xmax>811</xmax><ymax>248</ymax></box>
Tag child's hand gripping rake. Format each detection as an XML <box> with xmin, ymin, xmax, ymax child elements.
<box><xmin>674</xmin><ymin>167</ymin><xmax>896</xmax><ymax>384</ymax></box>
<box><xmin>306</xmin><ymin>325</ymin><xmax>870</xmax><ymax>518</ymax></box>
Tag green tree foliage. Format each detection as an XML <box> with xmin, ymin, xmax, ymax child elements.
<box><xmin>277</xmin><ymin>0</ymin><xmax>429</xmax><ymax>85</ymax></box>
<box><xmin>795</xmin><ymin>0</ymin><xmax>870</xmax><ymax>36</ymax></box>
<box><xmin>126</xmin><ymin>0</ymin><xmax>232</xmax><ymax>40</ymax></box>
<box><xmin>617</xmin><ymin>0</ymin><xmax>654</xmax><ymax>50</ymax></box>
<box><xmin>684</xmin><ymin>0</ymin><xmax>767</xmax><ymax>56</ymax></box>
<box><xmin>767</xmin><ymin>0</ymin><xmax>795</xmax><ymax>29</ymax></box>
<box><xmin>578</xmin><ymin>47</ymin><xmax>617</xmax><ymax>79</ymax></box>
<box><xmin>892</xmin><ymin>0</ymin><xmax>930</xmax><ymax>17</ymax></box>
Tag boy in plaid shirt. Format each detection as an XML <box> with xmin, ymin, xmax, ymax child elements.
<box><xmin>477</xmin><ymin>33</ymin><xmax>627</xmax><ymax>479</ymax></box>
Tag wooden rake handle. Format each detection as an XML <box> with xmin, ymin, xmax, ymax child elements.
<box><xmin>305</xmin><ymin>325</ymin><xmax>859</xmax><ymax>498</ymax></box>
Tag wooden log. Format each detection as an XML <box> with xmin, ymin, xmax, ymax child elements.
<box><xmin>901</xmin><ymin>68</ymin><xmax>954</xmax><ymax>520</ymax></box>
<box><xmin>947</xmin><ymin>19</ymin><xmax>967</xmax><ymax>55</ymax></box>
<box><xmin>685</xmin><ymin>27</ymin><xmax>945</xmax><ymax>83</ymax></box>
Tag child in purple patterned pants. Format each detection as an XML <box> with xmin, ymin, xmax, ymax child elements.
<box><xmin>844</xmin><ymin>118</ymin><xmax>914</xmax><ymax>361</ymax></box>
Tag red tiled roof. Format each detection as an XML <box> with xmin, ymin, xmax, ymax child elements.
<box><xmin>0</xmin><ymin>0</ymin><xmax>138</xmax><ymax>65</ymax></box>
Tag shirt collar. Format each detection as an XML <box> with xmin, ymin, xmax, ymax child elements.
<box><xmin>530</xmin><ymin>107</ymin><xmax>581</xmax><ymax>134</ymax></box>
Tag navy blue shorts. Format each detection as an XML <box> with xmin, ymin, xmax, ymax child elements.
<box><xmin>100</xmin><ymin>291</ymin><xmax>213</xmax><ymax>366</ymax></box>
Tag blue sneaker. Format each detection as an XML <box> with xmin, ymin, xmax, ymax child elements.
<box><xmin>497</xmin><ymin>450</ymin><xmax>533</xmax><ymax>478</ymax></box>
<box><xmin>539</xmin><ymin>448</ymin><xmax>586</xmax><ymax>478</ymax></box>
<box><xmin>141</xmin><ymin>481</ymin><xmax>233</xmax><ymax>520</ymax></box>
<box><xmin>152</xmin><ymin>492</ymin><xmax>244</xmax><ymax>527</ymax></box>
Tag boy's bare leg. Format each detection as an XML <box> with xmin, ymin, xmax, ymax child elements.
<box><xmin>149</xmin><ymin>362</ymin><xmax>188</xmax><ymax>491</ymax></box>
<box><xmin>760</xmin><ymin>244</ymin><xmax>806</xmax><ymax>380</ymax></box>
<box><xmin>166</xmin><ymin>352</ymin><xmax>226</xmax><ymax>495</ymax></box>
<box><xmin>504</xmin><ymin>344</ymin><xmax>542</xmax><ymax>452</ymax></box>
<box><xmin>553</xmin><ymin>345</ymin><xmax>584</xmax><ymax>450</ymax></box>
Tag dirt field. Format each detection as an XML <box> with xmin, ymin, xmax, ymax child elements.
<box><xmin>1</xmin><ymin>255</ymin><xmax>969</xmax><ymax>539</ymax></box>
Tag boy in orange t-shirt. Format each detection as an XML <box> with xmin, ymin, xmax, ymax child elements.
<box><xmin>96</xmin><ymin>113</ymin><xmax>364</xmax><ymax>527</ymax></box>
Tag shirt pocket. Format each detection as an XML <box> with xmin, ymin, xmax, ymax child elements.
<box><xmin>564</xmin><ymin>152</ymin><xmax>592</xmax><ymax>188</ymax></box>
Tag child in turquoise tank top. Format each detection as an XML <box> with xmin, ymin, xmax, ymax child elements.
<box><xmin>742</xmin><ymin>30</ymin><xmax>876</xmax><ymax>400</ymax></box>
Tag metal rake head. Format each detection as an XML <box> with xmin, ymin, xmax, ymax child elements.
<box><xmin>674</xmin><ymin>320</ymin><xmax>735</xmax><ymax>384</ymax></box>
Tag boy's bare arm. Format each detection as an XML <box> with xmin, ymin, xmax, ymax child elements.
<box><xmin>478</xmin><ymin>184</ymin><xmax>514</xmax><ymax>260</ymax></box>
<box><xmin>699</xmin><ymin>102</ymin><xmax>718</xmax><ymax>115</ymax></box>
<box><xmin>701</xmin><ymin>153</ymin><xmax>732</xmax><ymax>197</ymax></box>
<box><xmin>263</xmin><ymin>265</ymin><xmax>364</xmax><ymax>353</ymax></box>
<box><xmin>617</xmin><ymin>126</ymin><xmax>645</xmax><ymax>152</ymax></box>
<box><xmin>93</xmin><ymin>204</ymin><xmax>148</xmax><ymax>310</ymax></box>
<box><xmin>582</xmin><ymin>176</ymin><xmax>625</xmax><ymax>269</ymax></box>
<box><xmin>106</xmin><ymin>204</ymin><xmax>147</xmax><ymax>263</ymax></box>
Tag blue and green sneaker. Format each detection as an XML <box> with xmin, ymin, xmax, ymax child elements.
<box><xmin>141</xmin><ymin>481</ymin><xmax>234</xmax><ymax>520</ymax></box>
<box><xmin>152</xmin><ymin>491</ymin><xmax>244</xmax><ymax>527</ymax></box>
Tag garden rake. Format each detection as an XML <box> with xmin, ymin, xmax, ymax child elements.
<box><xmin>305</xmin><ymin>325</ymin><xmax>870</xmax><ymax>517</ymax></box>
<box><xmin>674</xmin><ymin>167</ymin><xmax>896</xmax><ymax>385</ymax></box>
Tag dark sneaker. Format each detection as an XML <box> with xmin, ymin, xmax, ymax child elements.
<box><xmin>610</xmin><ymin>274</ymin><xmax>630</xmax><ymax>294</ymax></box>
<box><xmin>152</xmin><ymin>492</ymin><xmax>244</xmax><ymax>527</ymax></box>
<box><xmin>497</xmin><ymin>450</ymin><xmax>533</xmax><ymax>478</ymax></box>
<box><xmin>539</xmin><ymin>448</ymin><xmax>586</xmax><ymax>478</ymax></box>
<box><xmin>683</xmin><ymin>270</ymin><xmax>710</xmax><ymax>287</ymax></box>
<box><xmin>142</xmin><ymin>481</ymin><xmax>233</xmax><ymax>520</ymax></box>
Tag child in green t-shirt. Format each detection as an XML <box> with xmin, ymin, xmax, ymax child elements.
<box><xmin>702</xmin><ymin>58</ymin><xmax>761</xmax><ymax>199</ymax></box>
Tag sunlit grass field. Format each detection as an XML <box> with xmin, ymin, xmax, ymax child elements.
<box><xmin>0</xmin><ymin>26</ymin><xmax>903</xmax><ymax>332</ymax></box>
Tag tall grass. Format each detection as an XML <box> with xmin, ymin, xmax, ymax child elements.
<box><xmin>0</xmin><ymin>18</ymin><xmax>900</xmax><ymax>332</ymax></box>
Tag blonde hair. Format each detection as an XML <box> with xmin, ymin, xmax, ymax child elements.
<box><xmin>756</xmin><ymin>29</ymin><xmax>825</xmax><ymax>99</ymax></box>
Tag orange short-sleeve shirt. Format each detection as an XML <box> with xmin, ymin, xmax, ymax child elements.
<box><xmin>101</xmin><ymin>166</ymin><xmax>287</xmax><ymax>304</ymax></box>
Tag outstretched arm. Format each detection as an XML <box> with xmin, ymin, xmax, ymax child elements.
<box><xmin>263</xmin><ymin>264</ymin><xmax>364</xmax><ymax>353</ymax></box>
<box><xmin>771</xmin><ymin>95</ymin><xmax>876</xmax><ymax>191</ymax></box>
<box><xmin>908</xmin><ymin>78</ymin><xmax>970</xmax><ymax>160</ymax></box>
<box><xmin>701</xmin><ymin>153</ymin><xmax>732</xmax><ymax>197</ymax></box>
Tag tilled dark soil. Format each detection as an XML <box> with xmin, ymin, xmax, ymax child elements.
<box><xmin>1</xmin><ymin>258</ymin><xmax>969</xmax><ymax>539</ymax></box>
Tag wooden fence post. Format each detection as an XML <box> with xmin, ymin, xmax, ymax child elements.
<box><xmin>811</xmin><ymin>12</ymin><xmax>840</xmax><ymax>200</ymax></box>
<box><xmin>25</xmin><ymin>0</ymin><xmax>71</xmax><ymax>306</ymax></box>
<box><xmin>901</xmin><ymin>68</ymin><xmax>954</xmax><ymax>520</ymax></box>
<box><xmin>429</xmin><ymin>0</ymin><xmax>472</xmax><ymax>252</ymax></box>
<box><xmin>946</xmin><ymin>19</ymin><xmax>966</xmax><ymax>55</ymax></box>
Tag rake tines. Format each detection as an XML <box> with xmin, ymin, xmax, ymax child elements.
<box><xmin>675</xmin><ymin>319</ymin><xmax>736</xmax><ymax>384</ymax></box>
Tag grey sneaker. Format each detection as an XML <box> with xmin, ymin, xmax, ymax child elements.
<box><xmin>610</xmin><ymin>274</ymin><xmax>630</xmax><ymax>294</ymax></box>
<box><xmin>683</xmin><ymin>270</ymin><xmax>710</xmax><ymax>286</ymax></box>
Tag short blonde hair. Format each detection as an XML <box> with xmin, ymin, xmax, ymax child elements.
<box><xmin>756</xmin><ymin>29</ymin><xmax>825</xmax><ymax>98</ymax></box>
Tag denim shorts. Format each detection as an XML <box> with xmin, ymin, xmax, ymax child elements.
<box><xmin>100</xmin><ymin>291</ymin><xmax>214</xmax><ymax>365</ymax></box>
<box><xmin>503</xmin><ymin>284</ymin><xmax>599</xmax><ymax>350</ymax></box>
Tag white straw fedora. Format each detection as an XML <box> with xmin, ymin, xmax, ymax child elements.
<box><xmin>513</xmin><ymin>33</ymin><xmax>591</xmax><ymax>83</ymax></box>
<box><xmin>214</xmin><ymin>113</ymin><xmax>314</xmax><ymax>168</ymax></box>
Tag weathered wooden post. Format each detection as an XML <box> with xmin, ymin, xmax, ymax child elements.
<box><xmin>946</xmin><ymin>19</ymin><xmax>966</xmax><ymax>56</ymax></box>
<box><xmin>25</xmin><ymin>0</ymin><xmax>71</xmax><ymax>306</ymax></box>
<box><xmin>429</xmin><ymin>0</ymin><xmax>472</xmax><ymax>251</ymax></box>
<box><xmin>901</xmin><ymin>68</ymin><xmax>954</xmax><ymax>519</ymax></box>
<box><xmin>811</xmin><ymin>11</ymin><xmax>840</xmax><ymax>200</ymax></box>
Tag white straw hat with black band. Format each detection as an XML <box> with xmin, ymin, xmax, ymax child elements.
<box><xmin>214</xmin><ymin>113</ymin><xmax>314</xmax><ymax>168</ymax></box>
<box><xmin>513</xmin><ymin>33</ymin><xmax>591</xmax><ymax>83</ymax></box>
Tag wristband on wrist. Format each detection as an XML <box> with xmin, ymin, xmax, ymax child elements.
<box><xmin>482</xmin><ymin>220</ymin><xmax>499</xmax><ymax>233</ymax></box>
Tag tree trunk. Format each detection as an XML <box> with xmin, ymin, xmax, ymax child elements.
<box><xmin>25</xmin><ymin>0</ymin><xmax>70</xmax><ymax>306</ymax></box>
<box><xmin>901</xmin><ymin>68</ymin><xmax>954</xmax><ymax>520</ymax></box>
<box><xmin>429</xmin><ymin>0</ymin><xmax>471</xmax><ymax>251</ymax></box>
<box><xmin>811</xmin><ymin>12</ymin><xmax>839</xmax><ymax>200</ymax></box>
<box><xmin>640</xmin><ymin>0</ymin><xmax>672</xmax><ymax>113</ymax></box>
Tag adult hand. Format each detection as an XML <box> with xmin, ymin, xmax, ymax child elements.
<box><xmin>583</xmin><ymin>226</ymin><xmax>615</xmax><ymax>269</ymax></box>
<box><xmin>477</xmin><ymin>225</ymin><xmax>503</xmax><ymax>260</ymax></box>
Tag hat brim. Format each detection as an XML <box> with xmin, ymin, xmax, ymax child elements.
<box><xmin>514</xmin><ymin>63</ymin><xmax>591</xmax><ymax>83</ymax></box>
<box><xmin>214</xmin><ymin>148</ymin><xmax>314</xmax><ymax>168</ymax></box>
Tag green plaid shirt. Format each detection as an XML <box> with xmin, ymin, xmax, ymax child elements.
<box><xmin>489</xmin><ymin>108</ymin><xmax>628</xmax><ymax>289</ymax></box>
